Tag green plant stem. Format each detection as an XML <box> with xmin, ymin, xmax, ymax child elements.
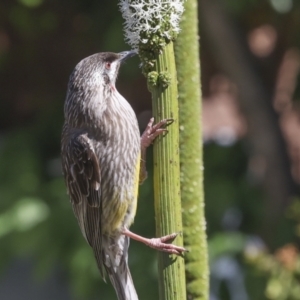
<box><xmin>174</xmin><ymin>0</ymin><xmax>209</xmax><ymax>299</ymax></box>
<box><xmin>151</xmin><ymin>41</ymin><xmax>187</xmax><ymax>300</ymax></box>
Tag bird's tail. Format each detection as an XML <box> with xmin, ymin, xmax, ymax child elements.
<box><xmin>94</xmin><ymin>234</ymin><xmax>138</xmax><ymax>300</ymax></box>
<box><xmin>105</xmin><ymin>258</ymin><xmax>138</xmax><ymax>300</ymax></box>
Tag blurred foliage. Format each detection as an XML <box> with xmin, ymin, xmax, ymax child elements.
<box><xmin>0</xmin><ymin>0</ymin><xmax>300</xmax><ymax>299</ymax></box>
<box><xmin>245</xmin><ymin>200</ymin><xmax>300</xmax><ymax>300</ymax></box>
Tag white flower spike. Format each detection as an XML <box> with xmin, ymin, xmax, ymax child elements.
<box><xmin>119</xmin><ymin>0</ymin><xmax>185</xmax><ymax>49</ymax></box>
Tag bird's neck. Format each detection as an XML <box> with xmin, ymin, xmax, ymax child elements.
<box><xmin>65</xmin><ymin>88</ymin><xmax>138</xmax><ymax>140</ymax></box>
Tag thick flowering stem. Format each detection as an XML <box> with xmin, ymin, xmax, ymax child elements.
<box><xmin>151</xmin><ymin>41</ymin><xmax>186</xmax><ymax>300</ymax></box>
<box><xmin>120</xmin><ymin>1</ymin><xmax>187</xmax><ymax>299</ymax></box>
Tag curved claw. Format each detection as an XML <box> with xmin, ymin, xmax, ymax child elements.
<box><xmin>146</xmin><ymin>234</ymin><xmax>187</xmax><ymax>255</ymax></box>
<box><xmin>162</xmin><ymin>129</ymin><xmax>169</xmax><ymax>137</ymax></box>
<box><xmin>165</xmin><ymin>118</ymin><xmax>174</xmax><ymax>127</ymax></box>
<box><xmin>141</xmin><ymin>118</ymin><xmax>175</xmax><ymax>149</ymax></box>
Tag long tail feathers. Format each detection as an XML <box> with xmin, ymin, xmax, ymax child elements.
<box><xmin>106</xmin><ymin>260</ymin><xmax>138</xmax><ymax>300</ymax></box>
<box><xmin>72</xmin><ymin>202</ymin><xmax>137</xmax><ymax>299</ymax></box>
<box><xmin>93</xmin><ymin>235</ymin><xmax>138</xmax><ymax>300</ymax></box>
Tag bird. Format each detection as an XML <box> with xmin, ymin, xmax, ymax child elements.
<box><xmin>61</xmin><ymin>51</ymin><xmax>186</xmax><ymax>300</ymax></box>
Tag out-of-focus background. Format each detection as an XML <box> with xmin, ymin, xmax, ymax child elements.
<box><xmin>0</xmin><ymin>0</ymin><xmax>299</xmax><ymax>299</ymax></box>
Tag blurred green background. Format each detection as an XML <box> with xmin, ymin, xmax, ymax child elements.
<box><xmin>0</xmin><ymin>0</ymin><xmax>300</xmax><ymax>299</ymax></box>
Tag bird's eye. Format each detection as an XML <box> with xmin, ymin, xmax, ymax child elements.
<box><xmin>105</xmin><ymin>62</ymin><xmax>111</xmax><ymax>70</ymax></box>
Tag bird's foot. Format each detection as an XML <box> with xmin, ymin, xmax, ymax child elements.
<box><xmin>146</xmin><ymin>233</ymin><xmax>187</xmax><ymax>255</ymax></box>
<box><xmin>122</xmin><ymin>229</ymin><xmax>186</xmax><ymax>256</ymax></box>
<box><xmin>141</xmin><ymin>117</ymin><xmax>174</xmax><ymax>149</ymax></box>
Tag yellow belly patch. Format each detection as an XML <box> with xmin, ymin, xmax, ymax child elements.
<box><xmin>103</xmin><ymin>153</ymin><xmax>141</xmax><ymax>234</ymax></box>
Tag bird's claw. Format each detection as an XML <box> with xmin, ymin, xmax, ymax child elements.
<box><xmin>141</xmin><ymin>117</ymin><xmax>174</xmax><ymax>149</ymax></box>
<box><xmin>146</xmin><ymin>233</ymin><xmax>187</xmax><ymax>256</ymax></box>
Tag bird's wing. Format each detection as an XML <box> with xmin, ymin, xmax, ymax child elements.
<box><xmin>63</xmin><ymin>133</ymin><xmax>103</xmax><ymax>253</ymax></box>
<box><xmin>66</xmin><ymin>133</ymin><xmax>101</xmax><ymax>208</ymax></box>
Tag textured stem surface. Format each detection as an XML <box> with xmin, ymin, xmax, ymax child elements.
<box><xmin>174</xmin><ymin>0</ymin><xmax>209</xmax><ymax>299</ymax></box>
<box><xmin>151</xmin><ymin>41</ymin><xmax>187</xmax><ymax>300</ymax></box>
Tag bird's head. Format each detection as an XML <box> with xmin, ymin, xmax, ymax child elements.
<box><xmin>101</xmin><ymin>51</ymin><xmax>137</xmax><ymax>87</ymax></box>
<box><xmin>69</xmin><ymin>50</ymin><xmax>137</xmax><ymax>90</ymax></box>
<box><xmin>65</xmin><ymin>51</ymin><xmax>137</xmax><ymax>127</ymax></box>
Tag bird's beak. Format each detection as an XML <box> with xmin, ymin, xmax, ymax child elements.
<box><xmin>118</xmin><ymin>50</ymin><xmax>138</xmax><ymax>63</ymax></box>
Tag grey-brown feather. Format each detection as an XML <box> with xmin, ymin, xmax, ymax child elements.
<box><xmin>61</xmin><ymin>52</ymin><xmax>140</xmax><ymax>300</ymax></box>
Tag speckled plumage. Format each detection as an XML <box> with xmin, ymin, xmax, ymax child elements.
<box><xmin>61</xmin><ymin>52</ymin><xmax>140</xmax><ymax>300</ymax></box>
